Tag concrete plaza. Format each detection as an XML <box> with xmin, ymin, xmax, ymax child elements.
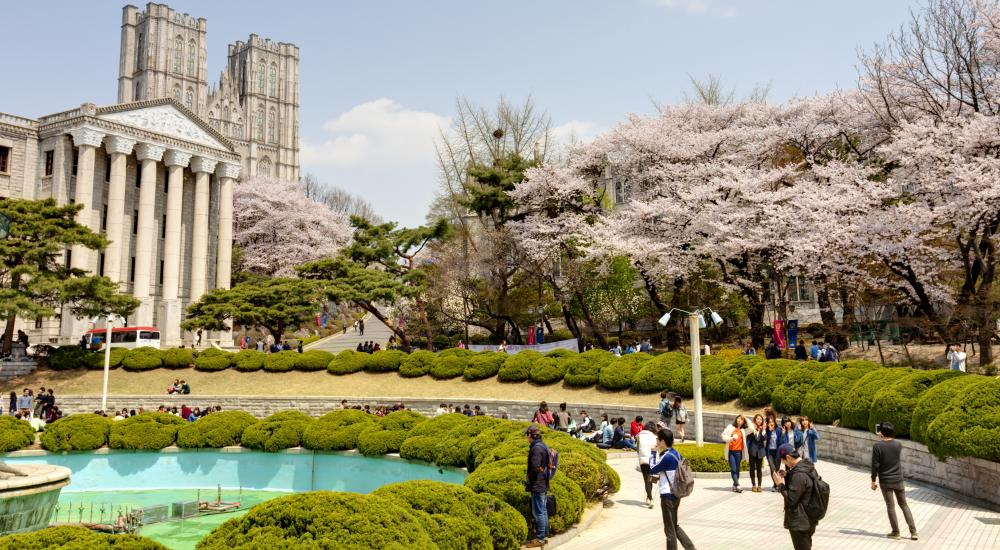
<box><xmin>564</xmin><ymin>455</ymin><xmax>1000</xmax><ymax>550</ymax></box>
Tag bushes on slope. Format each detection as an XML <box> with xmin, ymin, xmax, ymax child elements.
<box><xmin>295</xmin><ymin>349</ymin><xmax>334</xmax><ymax>372</ymax></box>
<box><xmin>463</xmin><ymin>351</ymin><xmax>506</xmax><ymax>381</ymax></box>
<box><xmin>739</xmin><ymin>359</ymin><xmax>798</xmax><ymax>407</ymax></box>
<box><xmin>241</xmin><ymin>410</ymin><xmax>314</xmax><ymax>452</ymax></box>
<box><xmin>327</xmin><ymin>349</ymin><xmax>365</xmax><ymax>375</ymax></box>
<box><xmin>232</xmin><ymin>349</ymin><xmax>265</xmax><ymax>372</ymax></box>
<box><xmin>162</xmin><ymin>347</ymin><xmax>196</xmax><ymax>369</ymax></box>
<box><xmin>263</xmin><ymin>350</ymin><xmax>298</xmax><ymax>373</ymax></box>
<box><xmin>400</xmin><ymin>350</ymin><xmax>436</xmax><ymax>378</ymax></box>
<box><xmin>83</xmin><ymin>347</ymin><xmax>127</xmax><ymax>370</ymax></box>
<box><xmin>121</xmin><ymin>346</ymin><xmax>162</xmax><ymax>371</ymax></box>
<box><xmin>40</xmin><ymin>413</ymin><xmax>111</xmax><ymax>452</ymax></box>
<box><xmin>801</xmin><ymin>362</ymin><xmax>879</xmax><ymax>424</ymax></box>
<box><xmin>498</xmin><ymin>350</ymin><xmax>541</xmax><ymax>382</ymax></box>
<box><xmin>771</xmin><ymin>362</ymin><xmax>822</xmax><ymax>414</ymax></box>
<box><xmin>839</xmin><ymin>368</ymin><xmax>912</xmax><ymax>430</ymax></box>
<box><xmin>910</xmin><ymin>374</ymin><xmax>980</xmax><ymax>443</ymax></box>
<box><xmin>564</xmin><ymin>349</ymin><xmax>614</xmax><ymax>387</ymax></box>
<box><xmin>0</xmin><ymin>415</ymin><xmax>35</xmax><ymax>452</ymax></box>
<box><xmin>50</xmin><ymin>346</ymin><xmax>89</xmax><ymax>370</ymax></box>
<box><xmin>302</xmin><ymin>409</ymin><xmax>377</xmax><ymax>451</ymax></box>
<box><xmin>194</xmin><ymin>348</ymin><xmax>231</xmax><ymax>371</ymax></box>
<box><xmin>632</xmin><ymin>352</ymin><xmax>688</xmax><ymax>394</ymax></box>
<box><xmin>0</xmin><ymin>526</ymin><xmax>167</xmax><ymax>550</ymax></box>
<box><xmin>364</xmin><ymin>350</ymin><xmax>407</xmax><ymax>372</ymax></box>
<box><xmin>528</xmin><ymin>357</ymin><xmax>568</xmax><ymax>385</ymax></box>
<box><xmin>109</xmin><ymin>412</ymin><xmax>186</xmax><ymax>450</ymax></box>
<box><xmin>356</xmin><ymin>410</ymin><xmax>426</xmax><ymax>456</ymax></box>
<box><xmin>868</xmin><ymin>369</ymin><xmax>965</xmax><ymax>439</ymax></box>
<box><xmin>925</xmin><ymin>378</ymin><xmax>1000</xmax><ymax>462</ymax></box>
<box><xmin>176</xmin><ymin>411</ymin><xmax>259</xmax><ymax>448</ymax></box>
<box><xmin>598</xmin><ymin>353</ymin><xmax>652</xmax><ymax>390</ymax></box>
<box><xmin>429</xmin><ymin>355</ymin><xmax>468</xmax><ymax>380</ymax></box>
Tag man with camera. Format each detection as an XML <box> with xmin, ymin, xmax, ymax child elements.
<box><xmin>872</xmin><ymin>421</ymin><xmax>918</xmax><ymax>540</ymax></box>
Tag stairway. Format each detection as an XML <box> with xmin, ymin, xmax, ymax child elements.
<box><xmin>305</xmin><ymin>312</ymin><xmax>396</xmax><ymax>353</ymax></box>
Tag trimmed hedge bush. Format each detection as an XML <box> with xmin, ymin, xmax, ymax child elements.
<box><xmin>295</xmin><ymin>349</ymin><xmax>334</xmax><ymax>371</ymax></box>
<box><xmin>121</xmin><ymin>346</ymin><xmax>162</xmax><ymax>371</ymax></box>
<box><xmin>771</xmin><ymin>362</ymin><xmax>822</xmax><ymax>414</ymax></box>
<box><xmin>162</xmin><ymin>347</ymin><xmax>196</xmax><ymax>369</ymax></box>
<box><xmin>400</xmin><ymin>349</ymin><xmax>436</xmax><ymax>377</ymax></box>
<box><xmin>232</xmin><ymin>349</ymin><xmax>265</xmax><ymax>372</ymax></box>
<box><xmin>925</xmin><ymin>378</ymin><xmax>1000</xmax><ymax>461</ymax></box>
<box><xmin>0</xmin><ymin>526</ymin><xmax>167</xmax><ymax>549</ymax></box>
<box><xmin>564</xmin><ymin>349</ymin><xmax>614</xmax><ymax>387</ymax></box>
<box><xmin>704</xmin><ymin>355</ymin><xmax>760</xmax><ymax>402</ymax></box>
<box><xmin>598</xmin><ymin>353</ymin><xmax>652</xmax><ymax>390</ymax></box>
<box><xmin>50</xmin><ymin>346</ymin><xmax>89</xmax><ymax>370</ymax></box>
<box><xmin>241</xmin><ymin>410</ymin><xmax>314</xmax><ymax>452</ymax></box>
<box><xmin>910</xmin><ymin>374</ymin><xmax>980</xmax><ymax>443</ymax></box>
<box><xmin>801</xmin><ymin>362</ymin><xmax>879</xmax><ymax>424</ymax></box>
<box><xmin>364</xmin><ymin>350</ymin><xmax>407</xmax><ymax>372</ymax></box>
<box><xmin>302</xmin><ymin>409</ymin><xmax>377</xmax><ymax>451</ymax></box>
<box><xmin>0</xmin><ymin>416</ymin><xmax>35</xmax><ymax>452</ymax></box>
<box><xmin>194</xmin><ymin>348</ymin><xmax>231</xmax><ymax>371</ymax></box>
<box><xmin>40</xmin><ymin>413</ymin><xmax>111</xmax><ymax>452</ymax></box>
<box><xmin>463</xmin><ymin>351</ymin><xmax>506</xmax><ymax>381</ymax></box>
<box><xmin>176</xmin><ymin>411</ymin><xmax>259</xmax><ymax>448</ymax></box>
<box><xmin>840</xmin><ymin>368</ymin><xmax>912</xmax><ymax>430</ymax></box>
<box><xmin>357</xmin><ymin>410</ymin><xmax>427</xmax><ymax>456</ymax></box>
<box><xmin>868</xmin><ymin>369</ymin><xmax>965</xmax><ymax>439</ymax></box>
<box><xmin>674</xmin><ymin>442</ymin><xmax>748</xmax><ymax>472</ymax></box>
<box><xmin>528</xmin><ymin>357</ymin><xmax>567</xmax><ymax>385</ymax></box>
<box><xmin>497</xmin><ymin>350</ymin><xmax>541</xmax><ymax>382</ymax></box>
<box><xmin>263</xmin><ymin>350</ymin><xmax>298</xmax><ymax>372</ymax></box>
<box><xmin>327</xmin><ymin>349</ymin><xmax>365</xmax><ymax>375</ymax></box>
<box><xmin>429</xmin><ymin>355</ymin><xmax>467</xmax><ymax>380</ymax></box>
<box><xmin>399</xmin><ymin>413</ymin><xmax>473</xmax><ymax>463</ymax></box>
<box><xmin>109</xmin><ymin>412</ymin><xmax>185</xmax><ymax>450</ymax></box>
<box><xmin>83</xmin><ymin>347</ymin><xmax>127</xmax><ymax>370</ymax></box>
<box><xmin>632</xmin><ymin>352</ymin><xmax>688</xmax><ymax>394</ymax></box>
<box><xmin>739</xmin><ymin>359</ymin><xmax>798</xmax><ymax>407</ymax></box>
<box><xmin>197</xmin><ymin>492</ymin><xmax>437</xmax><ymax>550</ymax></box>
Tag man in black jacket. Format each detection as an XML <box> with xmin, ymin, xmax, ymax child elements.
<box><xmin>772</xmin><ymin>443</ymin><xmax>819</xmax><ymax>550</ymax></box>
<box><xmin>872</xmin><ymin>421</ymin><xmax>918</xmax><ymax>540</ymax></box>
<box><xmin>525</xmin><ymin>425</ymin><xmax>550</xmax><ymax>548</ymax></box>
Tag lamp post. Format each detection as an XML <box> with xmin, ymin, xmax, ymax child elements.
<box><xmin>658</xmin><ymin>307</ymin><xmax>723</xmax><ymax>447</ymax></box>
<box><xmin>99</xmin><ymin>314</ymin><xmax>120</xmax><ymax>412</ymax></box>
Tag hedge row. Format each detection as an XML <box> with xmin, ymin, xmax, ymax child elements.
<box><xmin>0</xmin><ymin>526</ymin><xmax>166</xmax><ymax>549</ymax></box>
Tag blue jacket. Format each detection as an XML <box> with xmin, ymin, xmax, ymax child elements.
<box><xmin>526</xmin><ymin>439</ymin><xmax>550</xmax><ymax>493</ymax></box>
<box><xmin>802</xmin><ymin>428</ymin><xmax>819</xmax><ymax>462</ymax></box>
<box><xmin>765</xmin><ymin>427</ymin><xmax>782</xmax><ymax>454</ymax></box>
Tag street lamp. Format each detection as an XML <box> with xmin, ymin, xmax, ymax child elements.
<box><xmin>658</xmin><ymin>307</ymin><xmax>724</xmax><ymax>447</ymax></box>
<box><xmin>93</xmin><ymin>313</ymin><xmax>122</xmax><ymax>411</ymax></box>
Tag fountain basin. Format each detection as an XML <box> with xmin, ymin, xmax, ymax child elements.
<box><xmin>0</xmin><ymin>463</ymin><xmax>71</xmax><ymax>534</ymax></box>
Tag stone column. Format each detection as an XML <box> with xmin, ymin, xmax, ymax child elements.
<box><xmin>132</xmin><ymin>143</ymin><xmax>166</xmax><ymax>325</ymax></box>
<box><xmin>67</xmin><ymin>127</ymin><xmax>106</xmax><ymax>271</ymax></box>
<box><xmin>160</xmin><ymin>150</ymin><xmax>192</xmax><ymax>346</ymax></box>
<box><xmin>214</xmin><ymin>162</ymin><xmax>240</xmax><ymax>348</ymax></box>
<box><xmin>103</xmin><ymin>136</ymin><xmax>136</xmax><ymax>283</ymax></box>
<box><xmin>189</xmin><ymin>157</ymin><xmax>217</xmax><ymax>308</ymax></box>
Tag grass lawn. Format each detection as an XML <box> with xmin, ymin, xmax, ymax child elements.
<box><xmin>2</xmin><ymin>367</ymin><xmax>754</xmax><ymax>412</ymax></box>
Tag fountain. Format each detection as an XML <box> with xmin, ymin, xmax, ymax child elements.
<box><xmin>0</xmin><ymin>462</ymin><xmax>71</xmax><ymax>534</ymax></box>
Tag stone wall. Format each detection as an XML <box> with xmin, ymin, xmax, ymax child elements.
<box><xmin>54</xmin><ymin>394</ymin><xmax>1000</xmax><ymax>509</ymax></box>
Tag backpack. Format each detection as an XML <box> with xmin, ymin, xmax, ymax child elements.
<box><xmin>803</xmin><ymin>472</ymin><xmax>830</xmax><ymax>523</ymax></box>
<box><xmin>659</xmin><ymin>399</ymin><xmax>673</xmax><ymax>419</ymax></box>
<box><xmin>675</xmin><ymin>406</ymin><xmax>689</xmax><ymax>424</ymax></box>
<box><xmin>668</xmin><ymin>448</ymin><xmax>695</xmax><ymax>498</ymax></box>
<box><xmin>540</xmin><ymin>443</ymin><xmax>559</xmax><ymax>480</ymax></box>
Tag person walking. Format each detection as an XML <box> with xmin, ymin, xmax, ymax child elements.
<box><xmin>872</xmin><ymin>421</ymin><xmax>918</xmax><ymax>540</ymax></box>
<box><xmin>636</xmin><ymin>421</ymin><xmax>658</xmax><ymax>509</ymax></box>
<box><xmin>672</xmin><ymin>397</ymin><xmax>688</xmax><ymax>442</ymax></box>
<box><xmin>658</xmin><ymin>390</ymin><xmax>674</xmax><ymax>426</ymax></box>
<box><xmin>772</xmin><ymin>444</ymin><xmax>820</xmax><ymax>550</ymax></box>
<box><xmin>524</xmin><ymin>425</ymin><xmax>550</xmax><ymax>548</ymax></box>
<box><xmin>747</xmin><ymin>414</ymin><xmax>767</xmax><ymax>492</ymax></box>
<box><xmin>721</xmin><ymin>415</ymin><xmax>748</xmax><ymax>493</ymax></box>
<box><xmin>647</xmin><ymin>428</ymin><xmax>697</xmax><ymax>550</ymax></box>
<box><xmin>358</xmin><ymin>318</ymin><xmax>365</xmax><ymax>336</ymax></box>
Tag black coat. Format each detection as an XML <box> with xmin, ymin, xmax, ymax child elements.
<box><xmin>746</xmin><ymin>428</ymin><xmax>767</xmax><ymax>459</ymax></box>
<box><xmin>778</xmin><ymin>459</ymin><xmax>818</xmax><ymax>531</ymax></box>
<box><xmin>526</xmin><ymin>439</ymin><xmax>550</xmax><ymax>494</ymax></box>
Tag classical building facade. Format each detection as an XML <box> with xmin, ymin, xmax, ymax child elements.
<box><xmin>0</xmin><ymin>2</ymin><xmax>300</xmax><ymax>346</ymax></box>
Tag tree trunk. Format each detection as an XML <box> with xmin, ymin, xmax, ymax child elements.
<box><xmin>748</xmin><ymin>300</ymin><xmax>767</xmax><ymax>349</ymax></box>
<box><xmin>414</xmin><ymin>295</ymin><xmax>434</xmax><ymax>346</ymax></box>
<box><xmin>814</xmin><ymin>279</ymin><xmax>838</xmax><ymax>332</ymax></box>
<box><xmin>2</xmin><ymin>315</ymin><xmax>16</xmax><ymax>355</ymax></box>
<box><xmin>356</xmin><ymin>300</ymin><xmax>410</xmax><ymax>348</ymax></box>
<box><xmin>835</xmin><ymin>285</ymin><xmax>856</xmax><ymax>350</ymax></box>
<box><xmin>572</xmin><ymin>290</ymin><xmax>607</xmax><ymax>349</ymax></box>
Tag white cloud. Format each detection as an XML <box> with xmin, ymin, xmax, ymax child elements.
<box><xmin>651</xmin><ymin>0</ymin><xmax>738</xmax><ymax>17</ymax></box>
<box><xmin>301</xmin><ymin>98</ymin><xmax>451</xmax><ymax>167</ymax></box>
<box><xmin>551</xmin><ymin>120</ymin><xmax>604</xmax><ymax>147</ymax></box>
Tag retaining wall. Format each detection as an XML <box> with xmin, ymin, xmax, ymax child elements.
<box><xmin>53</xmin><ymin>394</ymin><xmax>1000</xmax><ymax>510</ymax></box>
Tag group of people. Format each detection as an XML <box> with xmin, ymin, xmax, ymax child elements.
<box><xmin>355</xmin><ymin>341</ymin><xmax>382</xmax><ymax>353</ymax></box>
<box><xmin>338</xmin><ymin>399</ymin><xmax>408</xmax><ymax>417</ymax></box>
<box><xmin>166</xmin><ymin>379</ymin><xmax>191</xmax><ymax>395</ymax></box>
<box><xmin>721</xmin><ymin>409</ymin><xmax>820</xmax><ymax>494</ymax></box>
<box><xmin>5</xmin><ymin>386</ymin><xmax>62</xmax><ymax>425</ymax></box>
<box><xmin>609</xmin><ymin>339</ymin><xmax>654</xmax><ymax>356</ymax></box>
<box><xmin>434</xmin><ymin>403</ymin><xmax>490</xmax><ymax>417</ymax></box>
<box><xmin>750</xmin><ymin>340</ymin><xmax>840</xmax><ymax>362</ymax></box>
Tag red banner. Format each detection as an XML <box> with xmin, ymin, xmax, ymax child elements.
<box><xmin>773</xmin><ymin>320</ymin><xmax>786</xmax><ymax>349</ymax></box>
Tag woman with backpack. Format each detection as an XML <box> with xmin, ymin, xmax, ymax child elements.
<box><xmin>672</xmin><ymin>397</ymin><xmax>688</xmax><ymax>442</ymax></box>
<box><xmin>658</xmin><ymin>391</ymin><xmax>673</xmax><ymax>425</ymax></box>
<box><xmin>722</xmin><ymin>415</ymin><xmax>749</xmax><ymax>493</ymax></box>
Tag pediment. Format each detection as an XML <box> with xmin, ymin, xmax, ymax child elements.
<box><xmin>97</xmin><ymin>101</ymin><xmax>232</xmax><ymax>151</ymax></box>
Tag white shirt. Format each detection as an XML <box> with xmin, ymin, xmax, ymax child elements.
<box><xmin>947</xmin><ymin>350</ymin><xmax>967</xmax><ymax>372</ymax></box>
<box><xmin>649</xmin><ymin>448</ymin><xmax>680</xmax><ymax>496</ymax></box>
<box><xmin>636</xmin><ymin>430</ymin><xmax>657</xmax><ymax>464</ymax></box>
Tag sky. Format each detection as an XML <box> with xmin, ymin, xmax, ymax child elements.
<box><xmin>2</xmin><ymin>0</ymin><xmax>923</xmax><ymax>227</ymax></box>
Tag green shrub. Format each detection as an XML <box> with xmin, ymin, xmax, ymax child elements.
<box><xmin>438</xmin><ymin>347</ymin><xmax>474</xmax><ymax>358</ymax></box>
<box><xmin>549</xmin><ymin>329</ymin><xmax>574</xmax><ymax>341</ymax></box>
<box><xmin>0</xmin><ymin>416</ymin><xmax>35</xmax><ymax>452</ymax></box>
<box><xmin>598</xmin><ymin>353</ymin><xmax>652</xmax><ymax>390</ymax></box>
<box><xmin>40</xmin><ymin>413</ymin><xmax>111</xmax><ymax>452</ymax></box>
<box><xmin>840</xmin><ymin>368</ymin><xmax>913</xmax><ymax>430</ymax></box>
<box><xmin>263</xmin><ymin>350</ymin><xmax>298</xmax><ymax>372</ymax></box>
<box><xmin>121</xmin><ymin>346</ymin><xmax>162</xmax><ymax>371</ymax></box>
<box><xmin>176</xmin><ymin>411</ymin><xmax>259</xmax><ymax>448</ymax></box>
<box><xmin>357</xmin><ymin>410</ymin><xmax>427</xmax><ymax>456</ymax></box>
<box><xmin>464</xmin><ymin>457</ymin><xmax>585</xmax><ymax>536</ymax></box>
<box><xmin>463</xmin><ymin>351</ymin><xmax>506</xmax><ymax>381</ymax></box>
<box><xmin>429</xmin><ymin>355</ymin><xmax>467</xmax><ymax>379</ymax></box>
<box><xmin>83</xmin><ymin>347</ymin><xmax>128</xmax><ymax>370</ymax></box>
<box><xmin>868</xmin><ymin>369</ymin><xmax>965</xmax><ymax>439</ymax></box>
<box><xmin>162</xmin><ymin>347</ymin><xmax>196</xmax><ymax>369</ymax></box>
<box><xmin>498</xmin><ymin>350</ymin><xmax>540</xmax><ymax>382</ymax></box>
<box><xmin>631</xmin><ymin>352</ymin><xmax>687</xmax><ymax>394</ymax></box>
<box><xmin>50</xmin><ymin>346</ymin><xmax>89</xmax><ymax>370</ymax></box>
<box><xmin>910</xmin><ymin>374</ymin><xmax>980</xmax><ymax>443</ymax></box>
<box><xmin>772</xmin><ymin>362</ymin><xmax>823</xmax><ymax>414</ymax></box>
<box><xmin>302</xmin><ymin>409</ymin><xmax>377</xmax><ymax>451</ymax></box>
<box><xmin>196</xmin><ymin>492</ymin><xmax>436</xmax><ymax>550</ymax></box>
<box><xmin>295</xmin><ymin>349</ymin><xmax>334</xmax><ymax>371</ymax></box>
<box><xmin>470</xmin><ymin>422</ymin><xmax>531</xmax><ymax>468</ymax></box>
<box><xmin>431</xmin><ymin>416</ymin><xmax>503</xmax><ymax>468</ymax></box>
<box><xmin>739</xmin><ymin>359</ymin><xmax>798</xmax><ymax>407</ymax></box>
<box><xmin>194</xmin><ymin>348</ymin><xmax>231</xmax><ymax>371</ymax></box>
<box><xmin>327</xmin><ymin>349</ymin><xmax>365</xmax><ymax>375</ymax></box>
<box><xmin>400</xmin><ymin>414</ymin><xmax>471</xmax><ymax>463</ymax></box>
<box><xmin>544</xmin><ymin>348</ymin><xmax>577</xmax><ymax>360</ymax></box>
<box><xmin>109</xmin><ymin>412</ymin><xmax>185</xmax><ymax>450</ymax></box>
<box><xmin>801</xmin><ymin>362</ymin><xmax>879</xmax><ymax>424</ymax></box>
<box><xmin>926</xmin><ymin>378</ymin><xmax>1000</xmax><ymax>461</ymax></box>
<box><xmin>240</xmin><ymin>410</ymin><xmax>314</xmax><ymax>452</ymax></box>
<box><xmin>674</xmin><ymin>442</ymin><xmax>748</xmax><ymax>472</ymax></box>
<box><xmin>529</xmin><ymin>357</ymin><xmax>567</xmax><ymax>385</ymax></box>
<box><xmin>373</xmin><ymin>480</ymin><xmax>525</xmax><ymax>550</ymax></box>
<box><xmin>364</xmin><ymin>350</ymin><xmax>407</xmax><ymax>372</ymax></box>
<box><xmin>400</xmin><ymin>350</ymin><xmax>436</xmax><ymax>377</ymax></box>
<box><xmin>232</xmin><ymin>349</ymin><xmax>265</xmax><ymax>372</ymax></box>
<box><xmin>0</xmin><ymin>526</ymin><xmax>167</xmax><ymax>549</ymax></box>
<box><xmin>564</xmin><ymin>349</ymin><xmax>614</xmax><ymax>387</ymax></box>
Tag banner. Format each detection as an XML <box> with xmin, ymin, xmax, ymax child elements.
<box><xmin>773</xmin><ymin>320</ymin><xmax>786</xmax><ymax>349</ymax></box>
<box><xmin>787</xmin><ymin>320</ymin><xmax>799</xmax><ymax>350</ymax></box>
<box><xmin>468</xmin><ymin>338</ymin><xmax>578</xmax><ymax>354</ymax></box>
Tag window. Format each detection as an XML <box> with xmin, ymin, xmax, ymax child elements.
<box><xmin>159</xmin><ymin>260</ymin><xmax>164</xmax><ymax>285</ymax></box>
<box><xmin>104</xmin><ymin>154</ymin><xmax>111</xmax><ymax>182</ymax></box>
<box><xmin>161</xmin><ymin>214</ymin><xmax>166</xmax><ymax>238</ymax></box>
<box><xmin>613</xmin><ymin>180</ymin><xmax>631</xmax><ymax>204</ymax></box>
<box><xmin>174</xmin><ymin>86</ymin><xmax>182</xmax><ymax>102</ymax></box>
<box><xmin>140</xmin><ymin>331</ymin><xmax>159</xmax><ymax>341</ymax></box>
<box><xmin>254</xmin><ymin>109</ymin><xmax>264</xmax><ymax>140</ymax></box>
<box><xmin>71</xmin><ymin>149</ymin><xmax>78</xmax><ymax>176</ymax></box>
<box><xmin>129</xmin><ymin>256</ymin><xmax>136</xmax><ymax>283</ymax></box>
<box><xmin>99</xmin><ymin>253</ymin><xmax>105</xmax><ymax>276</ymax></box>
<box><xmin>132</xmin><ymin>210</ymin><xmax>139</xmax><ymax>234</ymax></box>
<box><xmin>34</xmin><ymin>317</ymin><xmax>42</xmax><ymax>330</ymax></box>
<box><xmin>187</xmin><ymin>39</ymin><xmax>196</xmax><ymax>76</ymax></box>
<box><xmin>173</xmin><ymin>36</ymin><xmax>183</xmax><ymax>73</ymax></box>
<box><xmin>185</xmin><ymin>89</ymin><xmax>193</xmax><ymax>109</ymax></box>
<box><xmin>785</xmin><ymin>276</ymin><xmax>814</xmax><ymax>303</ymax></box>
<box><xmin>268</xmin><ymin>109</ymin><xmax>276</xmax><ymax>142</ymax></box>
<box><xmin>44</xmin><ymin>150</ymin><xmax>54</xmax><ymax>176</ymax></box>
<box><xmin>135</xmin><ymin>82</ymin><xmax>142</xmax><ymax>101</ymax></box>
<box><xmin>269</xmin><ymin>64</ymin><xmax>277</xmax><ymax>96</ymax></box>
<box><xmin>0</xmin><ymin>145</ymin><xmax>9</xmax><ymax>173</ymax></box>
<box><xmin>112</xmin><ymin>330</ymin><xmax>137</xmax><ymax>343</ymax></box>
<box><xmin>257</xmin><ymin>61</ymin><xmax>265</xmax><ymax>94</ymax></box>
<box><xmin>101</xmin><ymin>204</ymin><xmax>108</xmax><ymax>230</ymax></box>
<box><xmin>257</xmin><ymin>156</ymin><xmax>271</xmax><ymax>177</ymax></box>
<box><xmin>135</xmin><ymin>33</ymin><xmax>144</xmax><ymax>70</ymax></box>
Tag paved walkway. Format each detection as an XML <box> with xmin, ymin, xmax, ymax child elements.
<box><xmin>564</xmin><ymin>454</ymin><xmax>1000</xmax><ymax>550</ymax></box>
<box><xmin>305</xmin><ymin>312</ymin><xmax>396</xmax><ymax>353</ymax></box>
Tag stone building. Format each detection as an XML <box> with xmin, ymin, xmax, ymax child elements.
<box><xmin>0</xmin><ymin>2</ymin><xmax>300</xmax><ymax>346</ymax></box>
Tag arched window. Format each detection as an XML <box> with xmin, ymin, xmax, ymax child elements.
<box><xmin>268</xmin><ymin>109</ymin><xmax>276</xmax><ymax>142</ymax></box>
<box><xmin>187</xmin><ymin>39</ymin><xmax>197</xmax><ymax>76</ymax></box>
<box><xmin>185</xmin><ymin>89</ymin><xmax>193</xmax><ymax>109</ymax></box>
<box><xmin>257</xmin><ymin>62</ymin><xmax>265</xmax><ymax>94</ymax></box>
<box><xmin>254</xmin><ymin>109</ymin><xmax>264</xmax><ymax>140</ymax></box>
<box><xmin>135</xmin><ymin>33</ymin><xmax>144</xmax><ymax>70</ymax></box>
<box><xmin>257</xmin><ymin>157</ymin><xmax>272</xmax><ymax>177</ymax></box>
<box><xmin>269</xmin><ymin>64</ymin><xmax>277</xmax><ymax>97</ymax></box>
<box><xmin>173</xmin><ymin>85</ymin><xmax>181</xmax><ymax>101</ymax></box>
<box><xmin>173</xmin><ymin>36</ymin><xmax>183</xmax><ymax>73</ymax></box>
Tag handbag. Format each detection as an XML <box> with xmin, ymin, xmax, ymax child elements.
<box><xmin>546</xmin><ymin>495</ymin><xmax>557</xmax><ymax>518</ymax></box>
